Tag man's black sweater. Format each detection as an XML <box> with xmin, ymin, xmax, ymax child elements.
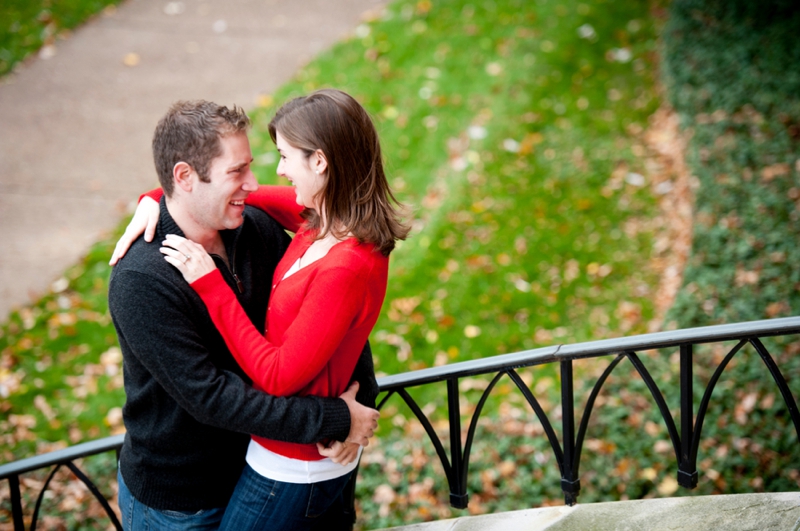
<box><xmin>109</xmin><ymin>198</ymin><xmax>378</xmax><ymax>511</ymax></box>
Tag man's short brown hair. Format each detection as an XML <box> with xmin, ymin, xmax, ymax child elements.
<box><xmin>152</xmin><ymin>100</ymin><xmax>250</xmax><ymax>196</ymax></box>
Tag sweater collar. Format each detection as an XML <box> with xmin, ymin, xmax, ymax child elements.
<box><xmin>157</xmin><ymin>195</ymin><xmax>245</xmax><ymax>255</ymax></box>
<box><xmin>157</xmin><ymin>195</ymin><xmax>185</xmax><ymax>238</ymax></box>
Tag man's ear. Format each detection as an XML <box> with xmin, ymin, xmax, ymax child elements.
<box><xmin>312</xmin><ymin>149</ymin><xmax>328</xmax><ymax>176</ymax></box>
<box><xmin>173</xmin><ymin>162</ymin><xmax>195</xmax><ymax>192</ymax></box>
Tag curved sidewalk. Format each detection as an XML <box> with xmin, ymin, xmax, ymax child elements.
<box><xmin>0</xmin><ymin>0</ymin><xmax>385</xmax><ymax>321</ymax></box>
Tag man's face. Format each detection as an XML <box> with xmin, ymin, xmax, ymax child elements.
<box><xmin>189</xmin><ymin>131</ymin><xmax>257</xmax><ymax>231</ymax></box>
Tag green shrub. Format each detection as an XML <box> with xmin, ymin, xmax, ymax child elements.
<box><xmin>663</xmin><ymin>0</ymin><xmax>800</xmax><ymax>326</ymax></box>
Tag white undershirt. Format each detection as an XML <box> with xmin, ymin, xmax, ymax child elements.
<box><xmin>282</xmin><ymin>257</ymin><xmax>301</xmax><ymax>279</ymax></box>
<box><xmin>246</xmin><ymin>439</ymin><xmax>361</xmax><ymax>484</ymax></box>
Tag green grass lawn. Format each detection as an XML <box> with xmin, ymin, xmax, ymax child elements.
<box><xmin>250</xmin><ymin>0</ymin><xmax>661</xmax><ymax>380</ymax></box>
<box><xmin>0</xmin><ymin>0</ymin><xmax>122</xmax><ymax>76</ymax></box>
<box><xmin>1</xmin><ymin>0</ymin><xmax>663</xmax><ymax>457</ymax></box>
<box><xmin>0</xmin><ymin>0</ymin><xmax>665</xmax><ymax>526</ymax></box>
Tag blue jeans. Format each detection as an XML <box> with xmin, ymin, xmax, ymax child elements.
<box><xmin>117</xmin><ymin>469</ymin><xmax>226</xmax><ymax>531</ymax></box>
<box><xmin>218</xmin><ymin>464</ymin><xmax>354</xmax><ymax>531</ymax></box>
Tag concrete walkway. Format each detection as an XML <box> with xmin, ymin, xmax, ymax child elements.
<box><xmin>382</xmin><ymin>492</ymin><xmax>800</xmax><ymax>531</ymax></box>
<box><xmin>0</xmin><ymin>0</ymin><xmax>385</xmax><ymax>322</ymax></box>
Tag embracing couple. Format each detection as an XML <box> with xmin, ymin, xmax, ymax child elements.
<box><xmin>109</xmin><ymin>89</ymin><xmax>409</xmax><ymax>530</ymax></box>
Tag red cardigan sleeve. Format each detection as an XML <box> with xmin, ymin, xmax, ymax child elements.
<box><xmin>141</xmin><ymin>188</ymin><xmax>163</xmax><ymax>203</ymax></box>
<box><xmin>140</xmin><ymin>186</ymin><xmax>303</xmax><ymax>232</ymax></box>
<box><xmin>190</xmin><ymin>262</ymin><xmax>370</xmax><ymax>396</ymax></box>
<box><xmin>245</xmin><ymin>186</ymin><xmax>304</xmax><ymax>233</ymax></box>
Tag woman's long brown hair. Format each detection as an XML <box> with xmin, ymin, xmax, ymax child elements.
<box><xmin>269</xmin><ymin>89</ymin><xmax>410</xmax><ymax>256</ymax></box>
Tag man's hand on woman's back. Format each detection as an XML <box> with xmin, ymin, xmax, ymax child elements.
<box><xmin>342</xmin><ymin>381</ymin><xmax>379</xmax><ymax>447</ymax></box>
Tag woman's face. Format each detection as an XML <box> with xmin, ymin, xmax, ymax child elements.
<box><xmin>275</xmin><ymin>131</ymin><xmax>326</xmax><ymax>211</ymax></box>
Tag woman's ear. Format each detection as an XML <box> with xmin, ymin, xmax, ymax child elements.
<box><xmin>312</xmin><ymin>149</ymin><xmax>328</xmax><ymax>176</ymax></box>
<box><xmin>173</xmin><ymin>162</ymin><xmax>195</xmax><ymax>192</ymax></box>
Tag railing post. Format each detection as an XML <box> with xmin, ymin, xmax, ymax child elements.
<box><xmin>560</xmin><ymin>359</ymin><xmax>580</xmax><ymax>505</ymax></box>
<box><xmin>447</xmin><ymin>378</ymin><xmax>469</xmax><ymax>508</ymax></box>
<box><xmin>9</xmin><ymin>475</ymin><xmax>25</xmax><ymax>531</ymax></box>
<box><xmin>678</xmin><ymin>344</ymin><xmax>698</xmax><ymax>488</ymax></box>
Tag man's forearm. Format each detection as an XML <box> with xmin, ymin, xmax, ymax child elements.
<box><xmin>314</xmin><ymin>396</ymin><xmax>351</xmax><ymax>442</ymax></box>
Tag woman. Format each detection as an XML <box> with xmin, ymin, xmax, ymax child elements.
<box><xmin>122</xmin><ymin>89</ymin><xmax>408</xmax><ymax>530</ymax></box>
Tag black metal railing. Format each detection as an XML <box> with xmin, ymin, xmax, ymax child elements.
<box><xmin>0</xmin><ymin>434</ymin><xmax>124</xmax><ymax>530</ymax></box>
<box><xmin>2</xmin><ymin>317</ymin><xmax>799</xmax><ymax>528</ymax></box>
<box><xmin>375</xmin><ymin>316</ymin><xmax>800</xmax><ymax>508</ymax></box>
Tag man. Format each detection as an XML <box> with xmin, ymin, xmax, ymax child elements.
<box><xmin>109</xmin><ymin>100</ymin><xmax>379</xmax><ymax>529</ymax></box>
